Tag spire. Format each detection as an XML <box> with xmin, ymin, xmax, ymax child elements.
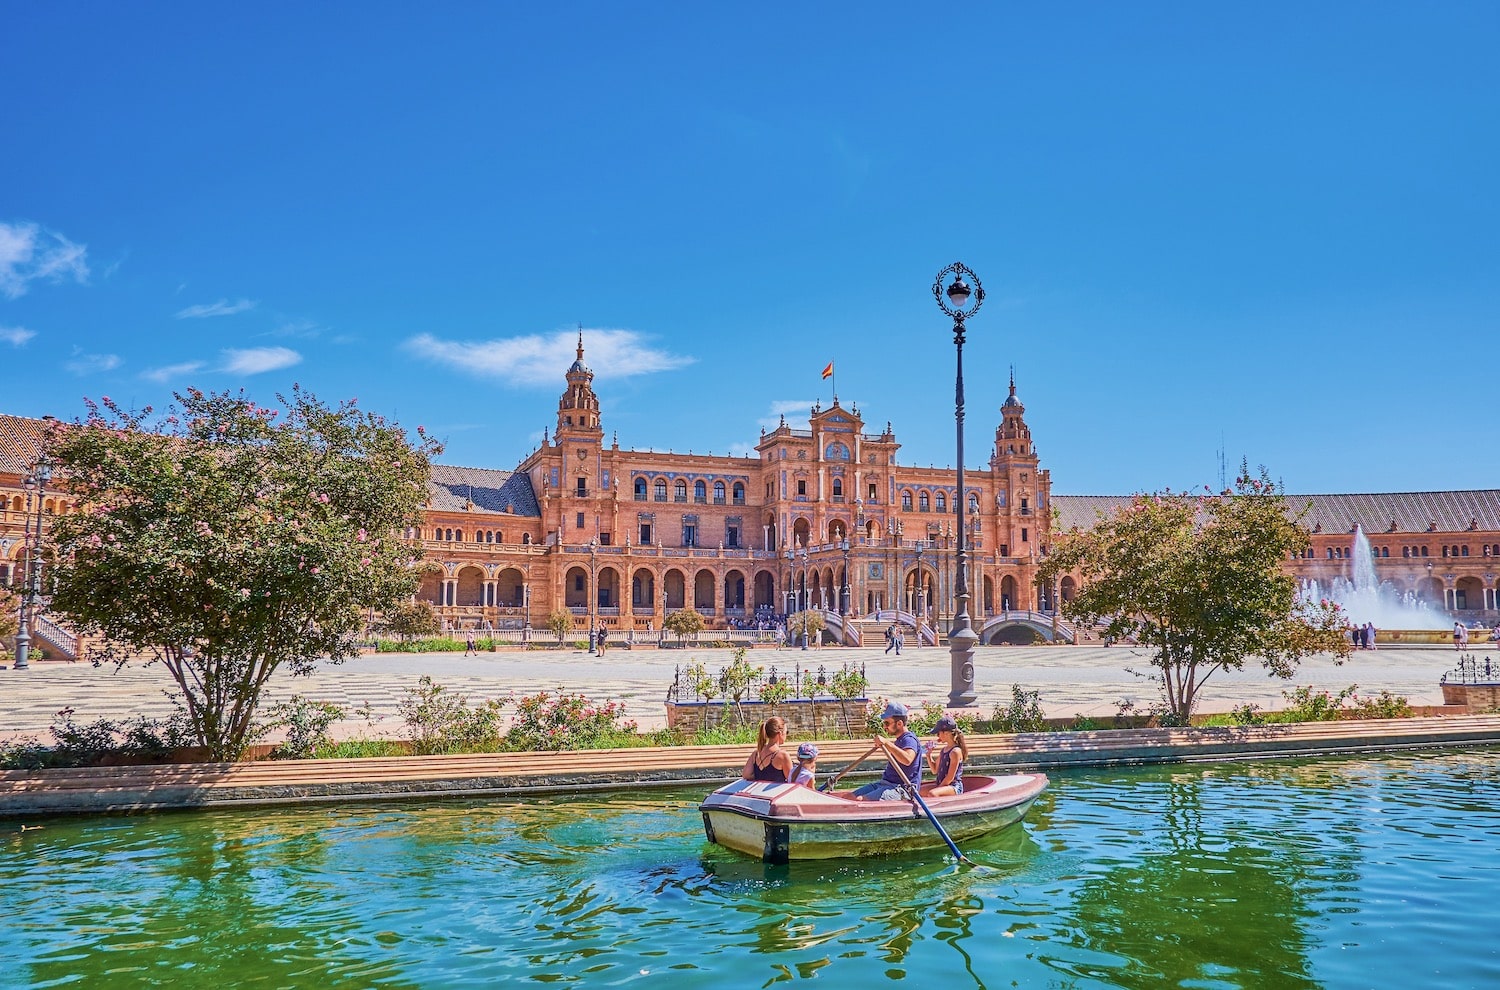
<box><xmin>1002</xmin><ymin>366</ymin><xmax>1023</xmax><ymax>411</ymax></box>
<box><xmin>576</xmin><ymin>324</ymin><xmax>585</xmax><ymax>362</ymax></box>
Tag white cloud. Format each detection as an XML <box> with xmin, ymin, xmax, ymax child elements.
<box><xmin>141</xmin><ymin>361</ymin><xmax>206</xmax><ymax>384</ymax></box>
<box><xmin>259</xmin><ymin>317</ymin><xmax>325</xmax><ymax>339</ymax></box>
<box><xmin>220</xmin><ymin>346</ymin><xmax>301</xmax><ymax>375</ymax></box>
<box><xmin>65</xmin><ymin>351</ymin><xmax>121</xmax><ymax>376</ymax></box>
<box><xmin>0</xmin><ymin>221</ymin><xmax>90</xmax><ymax>298</ymax></box>
<box><xmin>1</xmin><ymin>325</ymin><xmax>36</xmax><ymax>346</ymax></box>
<box><xmin>402</xmin><ymin>327</ymin><xmax>694</xmax><ymax>386</ymax></box>
<box><xmin>175</xmin><ymin>298</ymin><xmax>257</xmax><ymax>319</ymax></box>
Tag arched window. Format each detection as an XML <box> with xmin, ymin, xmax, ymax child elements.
<box><xmin>936</xmin><ymin>492</ymin><xmax>947</xmax><ymax>513</ymax></box>
<box><xmin>833</xmin><ymin>478</ymin><xmax>843</xmax><ymax>498</ymax></box>
<box><xmin>455</xmin><ymin>530</ymin><xmax>463</xmax><ymax>543</ymax></box>
<box><xmin>634</xmin><ymin>478</ymin><xmax>647</xmax><ymax>500</ymax></box>
<box><xmin>714</xmin><ymin>481</ymin><xmax>726</xmax><ymax>504</ymax></box>
<box><xmin>732</xmin><ymin>482</ymin><xmax>745</xmax><ymax>504</ymax></box>
<box><xmin>968</xmin><ymin>493</ymin><xmax>979</xmax><ymax>513</ymax></box>
<box><xmin>901</xmin><ymin>491</ymin><xmax>913</xmax><ymax>510</ymax></box>
<box><xmin>654</xmin><ymin>479</ymin><xmax>667</xmax><ymax>502</ymax></box>
<box><xmin>675</xmin><ymin>480</ymin><xmax>688</xmax><ymax>502</ymax></box>
<box><xmin>522</xmin><ymin>533</ymin><xmax>532</xmax><ymax>545</ymax></box>
<box><xmin>919</xmin><ymin>492</ymin><xmax>930</xmax><ymax>512</ymax></box>
<box><xmin>694</xmin><ymin>480</ymin><xmax>707</xmax><ymax>503</ymax></box>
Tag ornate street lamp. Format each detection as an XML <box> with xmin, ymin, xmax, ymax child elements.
<box><xmin>840</xmin><ymin>538</ymin><xmax>851</xmax><ymax>617</ymax></box>
<box><xmin>934</xmin><ymin>262</ymin><xmax>984</xmax><ymax>706</ymax></box>
<box><xmin>587</xmin><ymin>539</ymin><xmax>598</xmax><ymax>654</ymax></box>
<box><xmin>914</xmin><ymin>540</ymin><xmax>926</xmax><ymax>632</ymax></box>
<box><xmin>13</xmin><ymin>459</ymin><xmax>52</xmax><ymax>671</ymax></box>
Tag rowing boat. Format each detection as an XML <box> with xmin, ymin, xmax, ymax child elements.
<box><xmin>699</xmin><ymin>773</ymin><xmax>1048</xmax><ymax>863</ymax></box>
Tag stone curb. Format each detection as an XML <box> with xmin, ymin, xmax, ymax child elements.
<box><xmin>4</xmin><ymin>715</ymin><xmax>1500</xmax><ymax>819</ymax></box>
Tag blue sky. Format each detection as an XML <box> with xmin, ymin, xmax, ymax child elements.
<box><xmin>3</xmin><ymin>3</ymin><xmax>1496</xmax><ymax>494</ymax></box>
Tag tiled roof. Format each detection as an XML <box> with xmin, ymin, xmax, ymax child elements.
<box><xmin>2</xmin><ymin>414</ymin><xmax>543</xmax><ymax>518</ymax></box>
<box><xmin>0</xmin><ymin>414</ymin><xmax>59</xmax><ymax>475</ymax></box>
<box><xmin>1053</xmin><ymin>491</ymin><xmax>1500</xmax><ymax>535</ymax></box>
<box><xmin>427</xmin><ymin>464</ymin><xmax>540</xmax><ymax>517</ymax></box>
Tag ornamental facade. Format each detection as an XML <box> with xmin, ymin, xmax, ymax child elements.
<box><xmin>3</xmin><ymin>336</ymin><xmax>1499</xmax><ymax>656</ymax></box>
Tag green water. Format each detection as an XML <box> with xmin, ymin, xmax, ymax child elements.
<box><xmin>3</xmin><ymin>750</ymin><xmax>1500</xmax><ymax>989</ymax></box>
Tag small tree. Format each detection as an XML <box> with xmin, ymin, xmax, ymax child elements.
<box><xmin>0</xmin><ymin>585</ymin><xmax>19</xmax><ymax>644</ymax></box>
<box><xmin>1039</xmin><ymin>466</ymin><xmax>1353</xmax><ymax>724</ymax></box>
<box><xmin>381</xmin><ymin>599</ymin><xmax>442</xmax><ymax>640</ymax></box>
<box><xmin>663</xmin><ymin>607</ymin><xmax>705</xmax><ymax>642</ymax></box>
<box><xmin>719</xmin><ymin>647</ymin><xmax>761</xmax><ymax>725</ymax></box>
<box><xmin>45</xmin><ymin>388</ymin><xmax>440</xmax><ymax>759</ymax></box>
<box><xmin>787</xmin><ymin>610</ymin><xmax>825</xmax><ymax>647</ymax></box>
<box><xmin>546</xmin><ymin>609</ymin><xmax>573</xmax><ymax>644</ymax></box>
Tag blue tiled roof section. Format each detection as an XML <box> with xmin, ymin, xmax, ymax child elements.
<box><xmin>427</xmin><ymin>464</ymin><xmax>540</xmax><ymax>517</ymax></box>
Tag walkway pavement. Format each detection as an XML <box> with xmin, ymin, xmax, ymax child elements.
<box><xmin>1</xmin><ymin>643</ymin><xmax>1486</xmax><ymax>743</ymax></box>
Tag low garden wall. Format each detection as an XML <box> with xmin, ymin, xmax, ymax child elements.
<box><xmin>1441</xmin><ymin>683</ymin><xmax>1500</xmax><ymax>708</ymax></box>
<box><xmin>665</xmin><ymin>699</ymin><xmax>870</xmax><ymax>737</ymax></box>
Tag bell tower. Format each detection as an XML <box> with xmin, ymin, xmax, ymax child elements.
<box><xmin>557</xmin><ymin>330</ymin><xmax>603</xmax><ymax>441</ymax></box>
<box><xmin>990</xmin><ymin>369</ymin><xmax>1051</xmax><ymax>562</ymax></box>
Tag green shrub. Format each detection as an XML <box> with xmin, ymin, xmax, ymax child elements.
<box><xmin>1281</xmin><ymin>685</ymin><xmax>1358</xmax><ymax>722</ymax></box>
<box><xmin>1349</xmin><ymin>690</ymin><xmax>1413</xmax><ymax>720</ymax></box>
<box><xmin>397</xmin><ymin>675</ymin><xmax>506</xmax><ymax>754</ymax></box>
<box><xmin>990</xmin><ymin>685</ymin><xmax>1047</xmax><ymax>733</ymax></box>
<box><xmin>505</xmin><ymin>691</ymin><xmax>639</xmax><ymax>751</ymax></box>
<box><xmin>266</xmin><ymin>695</ymin><xmax>347</xmax><ymax>759</ymax></box>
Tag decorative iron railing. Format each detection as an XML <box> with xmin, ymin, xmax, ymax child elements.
<box><xmin>666</xmin><ymin>660</ymin><xmax>867</xmax><ymax>705</ymax></box>
<box><xmin>1441</xmin><ymin>653</ymin><xmax>1500</xmax><ymax>685</ymax></box>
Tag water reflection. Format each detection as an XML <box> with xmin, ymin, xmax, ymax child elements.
<box><xmin>3</xmin><ymin>749</ymin><xmax>1499</xmax><ymax>988</ymax></box>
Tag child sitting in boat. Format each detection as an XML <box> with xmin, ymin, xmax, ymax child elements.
<box><xmin>922</xmin><ymin>716</ymin><xmax>967</xmax><ymax>797</ymax></box>
<box><xmin>742</xmin><ymin>716</ymin><xmax>794</xmax><ymax>783</ymax></box>
<box><xmin>792</xmin><ymin>743</ymin><xmax>818</xmax><ymax>788</ymax></box>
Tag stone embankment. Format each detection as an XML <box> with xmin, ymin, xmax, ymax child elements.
<box><xmin>5</xmin><ymin>714</ymin><xmax>1500</xmax><ymax>819</ymax></box>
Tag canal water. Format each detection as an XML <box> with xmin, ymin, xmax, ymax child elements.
<box><xmin>3</xmin><ymin>749</ymin><xmax>1499</xmax><ymax>988</ymax></box>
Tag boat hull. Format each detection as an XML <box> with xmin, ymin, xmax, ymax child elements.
<box><xmin>699</xmin><ymin>774</ymin><xmax>1047</xmax><ymax>862</ymax></box>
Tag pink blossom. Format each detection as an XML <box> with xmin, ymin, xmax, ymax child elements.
<box><xmin>239</xmin><ymin>588</ymin><xmax>251</xmax><ymax>597</ymax></box>
<box><xmin>360</xmin><ymin>558</ymin><xmax>372</xmax><ymax>567</ymax></box>
<box><xmin>310</xmin><ymin>566</ymin><xmax>320</xmax><ymax>574</ymax></box>
<box><xmin>357</xmin><ymin>528</ymin><xmax>368</xmax><ymax>542</ymax></box>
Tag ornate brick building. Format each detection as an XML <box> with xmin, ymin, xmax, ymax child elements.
<box><xmin>3</xmin><ymin>336</ymin><xmax>1498</xmax><ymax>655</ymax></box>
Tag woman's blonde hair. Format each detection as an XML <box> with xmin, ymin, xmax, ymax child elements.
<box><xmin>757</xmin><ymin>716</ymin><xmax>787</xmax><ymax>749</ymax></box>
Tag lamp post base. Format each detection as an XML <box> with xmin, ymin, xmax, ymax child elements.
<box><xmin>947</xmin><ymin>625</ymin><xmax>978</xmax><ymax>708</ymax></box>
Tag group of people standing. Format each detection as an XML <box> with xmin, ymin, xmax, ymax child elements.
<box><xmin>1353</xmin><ymin>621</ymin><xmax>1378</xmax><ymax>650</ymax></box>
<box><xmin>740</xmin><ymin>702</ymin><xmax>967</xmax><ymax>799</ymax></box>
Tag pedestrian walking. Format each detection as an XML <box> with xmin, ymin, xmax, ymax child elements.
<box><xmin>884</xmin><ymin>623</ymin><xmax>896</xmax><ymax>654</ymax></box>
<box><xmin>464</xmin><ymin>631</ymin><xmax>477</xmax><ymax>657</ymax></box>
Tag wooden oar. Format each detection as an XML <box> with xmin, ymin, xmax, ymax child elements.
<box><xmin>818</xmin><ymin>742</ymin><xmax>882</xmax><ymax>792</ymax></box>
<box><xmin>904</xmin><ymin>784</ymin><xmax>975</xmax><ymax>866</ymax></box>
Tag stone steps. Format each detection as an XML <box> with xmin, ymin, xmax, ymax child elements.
<box><xmin>5</xmin><ymin>715</ymin><xmax>1500</xmax><ymax>818</ymax></box>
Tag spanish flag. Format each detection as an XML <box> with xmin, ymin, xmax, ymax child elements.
<box><xmin>821</xmin><ymin>361</ymin><xmax>834</xmax><ymax>380</ymax></box>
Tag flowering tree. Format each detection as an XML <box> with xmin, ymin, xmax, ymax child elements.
<box><xmin>1039</xmin><ymin>466</ymin><xmax>1353</xmax><ymax>723</ymax></box>
<box><xmin>44</xmin><ymin>388</ymin><xmax>441</xmax><ymax>759</ymax></box>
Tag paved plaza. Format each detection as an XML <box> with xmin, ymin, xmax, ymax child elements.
<box><xmin>0</xmin><ymin>643</ymin><xmax>1485</xmax><ymax>743</ymax></box>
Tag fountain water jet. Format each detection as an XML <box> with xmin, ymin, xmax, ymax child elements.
<box><xmin>1298</xmin><ymin>525</ymin><xmax>1449</xmax><ymax>630</ymax></box>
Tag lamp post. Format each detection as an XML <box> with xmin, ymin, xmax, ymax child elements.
<box><xmin>840</xmin><ymin>538</ymin><xmax>850</xmax><ymax>617</ymax></box>
<box><xmin>914</xmin><ymin>540</ymin><xmax>926</xmax><ymax>633</ymax></box>
<box><xmin>14</xmin><ymin>459</ymin><xmax>52</xmax><ymax>671</ymax></box>
<box><xmin>799</xmin><ymin>545</ymin><xmax>810</xmax><ymax>649</ymax></box>
<box><xmin>587</xmin><ymin>539</ymin><xmax>598</xmax><ymax>654</ymax></box>
<box><xmin>934</xmin><ymin>263</ymin><xmax>984</xmax><ymax>706</ymax></box>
